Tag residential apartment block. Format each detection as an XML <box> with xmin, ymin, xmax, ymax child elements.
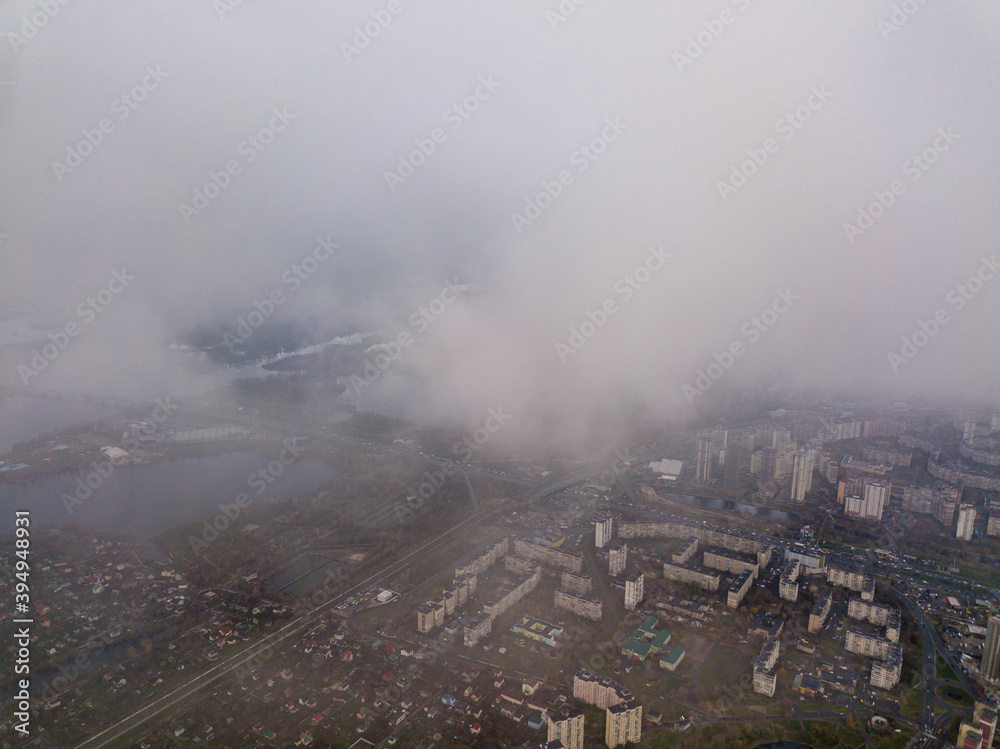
<box><xmin>513</xmin><ymin>538</ymin><xmax>584</xmax><ymax>573</ymax></box>
<box><xmin>662</xmin><ymin>561</ymin><xmax>721</xmax><ymax>591</ymax></box>
<box><xmin>572</xmin><ymin>670</ymin><xmax>632</xmax><ymax>710</ymax></box>
<box><xmin>727</xmin><ymin>570</ymin><xmax>754</xmax><ymax>609</ymax></box>
<box><xmin>808</xmin><ymin>590</ymin><xmax>832</xmax><ymax>634</ymax></box>
<box><xmin>560</xmin><ymin>571</ymin><xmax>593</xmax><ymax>596</ymax></box>
<box><xmin>554</xmin><ymin>589</ymin><xmax>603</xmax><ymax>621</ymax></box>
<box><xmin>605</xmin><ymin>700</ymin><xmax>642</xmax><ymax>748</ymax></box>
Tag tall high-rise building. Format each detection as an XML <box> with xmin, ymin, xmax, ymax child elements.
<box><xmin>974</xmin><ymin>701</ymin><xmax>997</xmax><ymax>749</ymax></box>
<box><xmin>790</xmin><ymin>450</ymin><xmax>815</xmax><ymax>503</ymax></box>
<box><xmin>605</xmin><ymin>700</ymin><xmax>642</xmax><ymax>747</ymax></box>
<box><xmin>863</xmin><ymin>481</ymin><xmax>891</xmax><ymax>521</ymax></box>
<box><xmin>837</xmin><ymin>471</ymin><xmax>865</xmax><ymax>505</ymax></box>
<box><xmin>695</xmin><ymin>432</ymin><xmax>715</xmax><ymax>484</ymax></box>
<box><xmin>594</xmin><ymin>517</ymin><xmax>613</xmax><ymax>549</ymax></box>
<box><xmin>983</xmin><ymin>615</ymin><xmax>1000</xmax><ymax>682</ymax></box>
<box><xmin>958</xmin><ymin>724</ymin><xmax>985</xmax><ymax>749</ymax></box>
<box><xmin>608</xmin><ymin>541</ymin><xmax>628</xmax><ymax>577</ymax></box>
<box><xmin>844</xmin><ymin>494</ymin><xmax>866</xmax><ymax>518</ymax></box>
<box><xmin>957</xmin><ymin>504</ymin><xmax>977</xmax><ymax>541</ymax></box>
<box><xmin>935</xmin><ymin>486</ymin><xmax>960</xmax><ymax>525</ymax></box>
<box><xmin>712</xmin><ymin>425</ymin><xmax>728</xmax><ymax>453</ymax></box>
<box><xmin>775</xmin><ymin>440</ymin><xmax>797</xmax><ymax>479</ymax></box>
<box><xmin>756</xmin><ymin>446</ymin><xmax>777</xmax><ymax>480</ymax></box>
<box><xmin>724</xmin><ymin>442</ymin><xmax>743</xmax><ymax>493</ymax></box>
<box><xmin>624</xmin><ymin>571</ymin><xmax>644</xmax><ymax>611</ymax></box>
<box><xmin>964</xmin><ymin>420</ymin><xmax>979</xmax><ymax>442</ymax></box>
<box><xmin>547</xmin><ymin>706</ymin><xmax>584</xmax><ymax>749</ymax></box>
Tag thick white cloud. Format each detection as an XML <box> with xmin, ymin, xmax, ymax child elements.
<box><xmin>1</xmin><ymin>0</ymin><xmax>999</xmax><ymax>445</ymax></box>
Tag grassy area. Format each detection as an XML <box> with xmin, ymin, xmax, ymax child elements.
<box><xmin>935</xmin><ymin>653</ymin><xmax>959</xmax><ymax>682</ymax></box>
<box><xmin>783</xmin><ymin>648</ymin><xmax>811</xmax><ymax>667</ymax></box>
<box><xmin>954</xmin><ymin>563</ymin><xmax>1000</xmax><ymax>586</ymax></box>
<box><xmin>642</xmin><ymin>718</ymin><xmax>882</xmax><ymax>749</ymax></box>
<box><xmin>870</xmin><ymin>731</ymin><xmax>915</xmax><ymax>749</ymax></box>
<box><xmin>793</xmin><ymin>720</ymin><xmax>866</xmax><ymax>749</ymax></box>
<box><xmin>793</xmin><ymin>696</ymin><xmax>849</xmax><ymax>715</ymax></box>
<box><xmin>899</xmin><ymin>679</ymin><xmax>923</xmax><ymax>719</ymax></box>
<box><xmin>936</xmin><ymin>684</ymin><xmax>974</xmax><ymax>708</ymax></box>
<box><xmin>696</xmin><ymin>645</ymin><xmax>741</xmax><ymax>688</ymax></box>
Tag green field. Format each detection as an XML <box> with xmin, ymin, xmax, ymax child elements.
<box><xmin>935</xmin><ymin>684</ymin><xmax>974</xmax><ymax>708</ymax></box>
<box><xmin>696</xmin><ymin>645</ymin><xmax>742</xmax><ymax>688</ymax></box>
<box><xmin>900</xmin><ymin>681</ymin><xmax>923</xmax><ymax>719</ymax></box>
<box><xmin>935</xmin><ymin>653</ymin><xmax>959</xmax><ymax>682</ymax></box>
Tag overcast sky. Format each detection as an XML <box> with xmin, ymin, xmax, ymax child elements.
<box><xmin>1</xmin><ymin>0</ymin><xmax>998</xmax><ymax>448</ymax></box>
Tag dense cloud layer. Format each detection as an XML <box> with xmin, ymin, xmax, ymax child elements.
<box><xmin>1</xmin><ymin>1</ymin><xmax>999</xmax><ymax>448</ymax></box>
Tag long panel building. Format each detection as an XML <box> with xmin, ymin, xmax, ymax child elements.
<box><xmin>846</xmin><ymin>629</ymin><xmax>903</xmax><ymax>690</ymax></box>
<box><xmin>662</xmin><ymin>561</ymin><xmax>720</xmax><ymax>591</ymax></box>
<box><xmin>618</xmin><ymin>521</ymin><xmax>772</xmax><ymax>559</ymax></box>
<box><xmin>483</xmin><ymin>567</ymin><xmax>541</xmax><ymax>620</ymax></box>
<box><xmin>513</xmin><ymin>538</ymin><xmax>584</xmax><ymax>573</ymax></box>
<box><xmin>827</xmin><ymin>565</ymin><xmax>873</xmax><ymax>596</ymax></box>
<box><xmin>554</xmin><ymin>589</ymin><xmax>603</xmax><ymax>621</ymax></box>
<box><xmin>573</xmin><ymin>670</ymin><xmax>633</xmax><ymax>710</ymax></box>
<box><xmin>847</xmin><ymin>597</ymin><xmax>894</xmax><ymax>627</ymax></box>
<box><xmin>672</xmin><ymin>537</ymin><xmax>699</xmax><ymax>565</ymax></box>
<box><xmin>455</xmin><ymin>537</ymin><xmax>509</xmax><ymax>578</ymax></box>
<box><xmin>704</xmin><ymin>549</ymin><xmax>761</xmax><ymax>579</ymax></box>
<box><xmin>560</xmin><ymin>570</ymin><xmax>593</xmax><ymax>595</ymax></box>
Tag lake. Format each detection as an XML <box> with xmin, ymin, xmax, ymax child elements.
<box><xmin>0</xmin><ymin>451</ymin><xmax>339</xmax><ymax>556</ymax></box>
